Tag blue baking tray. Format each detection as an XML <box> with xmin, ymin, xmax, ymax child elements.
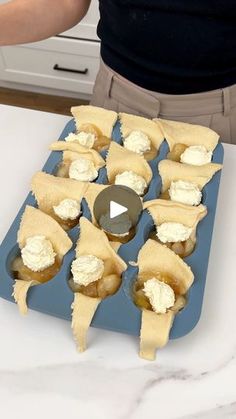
<box><xmin>0</xmin><ymin>118</ymin><xmax>224</xmax><ymax>339</ymax></box>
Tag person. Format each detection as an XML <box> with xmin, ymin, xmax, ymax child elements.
<box><xmin>0</xmin><ymin>0</ymin><xmax>235</xmax><ymax>144</ymax></box>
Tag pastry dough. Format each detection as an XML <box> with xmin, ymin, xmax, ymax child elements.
<box><xmin>137</xmin><ymin>239</ymin><xmax>194</xmax><ymax>360</ymax></box>
<box><xmin>155</xmin><ymin>118</ymin><xmax>219</xmax><ymax>151</ymax></box>
<box><xmin>12</xmin><ymin>279</ymin><xmax>39</xmax><ymax>316</ymax></box>
<box><xmin>71</xmin><ymin>293</ymin><xmax>101</xmax><ymax>352</ymax></box>
<box><xmin>143</xmin><ymin>199</ymin><xmax>207</xmax><ymax>240</ymax></box>
<box><xmin>50</xmin><ymin>141</ymin><xmax>105</xmax><ymax>170</ymax></box>
<box><xmin>84</xmin><ymin>183</ymin><xmax>109</xmax><ymax>224</ymax></box>
<box><xmin>158</xmin><ymin>159</ymin><xmax>223</xmax><ymax>192</ymax></box>
<box><xmin>71</xmin><ymin>105</ymin><xmax>117</xmax><ymax>139</ymax></box>
<box><xmin>31</xmin><ymin>171</ymin><xmax>88</xmax><ymax>215</ymax></box>
<box><xmin>13</xmin><ymin>206</ymin><xmax>72</xmax><ymax>314</ymax></box>
<box><xmin>106</xmin><ymin>142</ymin><xmax>153</xmax><ymax>184</ymax></box>
<box><xmin>119</xmin><ymin>112</ymin><xmax>164</xmax><ymax>150</ymax></box>
<box><xmin>140</xmin><ymin>295</ymin><xmax>185</xmax><ymax>360</ymax></box>
<box><xmin>71</xmin><ymin>217</ymin><xmax>127</xmax><ymax>352</ymax></box>
<box><xmin>17</xmin><ymin>206</ymin><xmax>72</xmax><ymax>258</ymax></box>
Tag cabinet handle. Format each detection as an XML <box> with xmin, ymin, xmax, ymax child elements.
<box><xmin>53</xmin><ymin>64</ymin><xmax>88</xmax><ymax>75</ymax></box>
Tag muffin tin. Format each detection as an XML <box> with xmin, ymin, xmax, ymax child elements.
<box><xmin>0</xmin><ymin>118</ymin><xmax>224</xmax><ymax>339</ymax></box>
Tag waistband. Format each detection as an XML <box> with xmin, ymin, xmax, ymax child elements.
<box><xmin>100</xmin><ymin>59</ymin><xmax>236</xmax><ymax>118</ymax></box>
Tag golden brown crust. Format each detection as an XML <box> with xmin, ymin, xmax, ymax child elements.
<box><xmin>71</xmin><ymin>105</ymin><xmax>117</xmax><ymax>139</ymax></box>
<box><xmin>106</xmin><ymin>142</ymin><xmax>153</xmax><ymax>184</ymax></box>
<box><xmin>119</xmin><ymin>112</ymin><xmax>164</xmax><ymax>150</ymax></box>
<box><xmin>154</xmin><ymin>118</ymin><xmax>219</xmax><ymax>151</ymax></box>
<box><xmin>158</xmin><ymin>159</ymin><xmax>223</xmax><ymax>192</ymax></box>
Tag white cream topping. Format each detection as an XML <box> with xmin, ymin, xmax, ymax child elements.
<box><xmin>21</xmin><ymin>235</ymin><xmax>56</xmax><ymax>272</ymax></box>
<box><xmin>65</xmin><ymin>132</ymin><xmax>95</xmax><ymax>149</ymax></box>
<box><xmin>144</xmin><ymin>278</ymin><xmax>175</xmax><ymax>314</ymax></box>
<box><xmin>115</xmin><ymin>170</ymin><xmax>147</xmax><ymax>195</ymax></box>
<box><xmin>180</xmin><ymin>145</ymin><xmax>212</xmax><ymax>166</ymax></box>
<box><xmin>69</xmin><ymin>158</ymin><xmax>98</xmax><ymax>182</ymax></box>
<box><xmin>169</xmin><ymin>180</ymin><xmax>202</xmax><ymax>206</ymax></box>
<box><xmin>53</xmin><ymin>199</ymin><xmax>81</xmax><ymax>221</ymax></box>
<box><xmin>123</xmin><ymin>130</ymin><xmax>151</xmax><ymax>155</ymax></box>
<box><xmin>157</xmin><ymin>222</ymin><xmax>192</xmax><ymax>243</ymax></box>
<box><xmin>71</xmin><ymin>254</ymin><xmax>104</xmax><ymax>286</ymax></box>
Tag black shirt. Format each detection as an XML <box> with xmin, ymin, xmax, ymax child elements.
<box><xmin>97</xmin><ymin>0</ymin><xmax>236</xmax><ymax>94</ymax></box>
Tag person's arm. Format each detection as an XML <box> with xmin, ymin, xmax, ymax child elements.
<box><xmin>0</xmin><ymin>0</ymin><xmax>91</xmax><ymax>46</ymax></box>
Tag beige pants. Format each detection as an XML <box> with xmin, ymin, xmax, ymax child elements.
<box><xmin>91</xmin><ymin>59</ymin><xmax>236</xmax><ymax>145</ymax></box>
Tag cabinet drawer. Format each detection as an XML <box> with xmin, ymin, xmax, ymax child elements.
<box><xmin>0</xmin><ymin>38</ymin><xmax>100</xmax><ymax>95</ymax></box>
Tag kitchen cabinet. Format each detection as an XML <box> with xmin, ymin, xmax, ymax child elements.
<box><xmin>0</xmin><ymin>0</ymin><xmax>100</xmax><ymax>99</ymax></box>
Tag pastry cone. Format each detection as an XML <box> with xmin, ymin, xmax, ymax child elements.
<box><xmin>31</xmin><ymin>171</ymin><xmax>88</xmax><ymax>216</ymax></box>
<box><xmin>84</xmin><ymin>183</ymin><xmax>109</xmax><ymax>224</ymax></box>
<box><xmin>71</xmin><ymin>105</ymin><xmax>117</xmax><ymax>139</ymax></box>
<box><xmin>71</xmin><ymin>217</ymin><xmax>127</xmax><ymax>352</ymax></box>
<box><xmin>119</xmin><ymin>112</ymin><xmax>164</xmax><ymax>150</ymax></box>
<box><xmin>154</xmin><ymin>118</ymin><xmax>219</xmax><ymax>151</ymax></box>
<box><xmin>106</xmin><ymin>142</ymin><xmax>152</xmax><ymax>184</ymax></box>
<box><xmin>13</xmin><ymin>206</ymin><xmax>72</xmax><ymax>315</ymax></box>
<box><xmin>137</xmin><ymin>239</ymin><xmax>194</xmax><ymax>360</ymax></box>
<box><xmin>50</xmin><ymin>141</ymin><xmax>105</xmax><ymax>170</ymax></box>
<box><xmin>143</xmin><ymin>199</ymin><xmax>207</xmax><ymax>241</ymax></box>
<box><xmin>158</xmin><ymin>159</ymin><xmax>223</xmax><ymax>192</ymax></box>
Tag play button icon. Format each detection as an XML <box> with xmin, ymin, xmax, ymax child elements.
<box><xmin>110</xmin><ymin>201</ymin><xmax>127</xmax><ymax>219</ymax></box>
<box><xmin>93</xmin><ymin>185</ymin><xmax>142</xmax><ymax>236</ymax></box>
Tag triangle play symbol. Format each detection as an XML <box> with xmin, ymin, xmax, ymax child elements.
<box><xmin>110</xmin><ymin>200</ymin><xmax>128</xmax><ymax>219</ymax></box>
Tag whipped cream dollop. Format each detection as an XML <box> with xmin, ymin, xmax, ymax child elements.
<box><xmin>180</xmin><ymin>145</ymin><xmax>212</xmax><ymax>166</ymax></box>
<box><xmin>71</xmin><ymin>254</ymin><xmax>104</xmax><ymax>286</ymax></box>
<box><xmin>123</xmin><ymin>130</ymin><xmax>151</xmax><ymax>155</ymax></box>
<box><xmin>53</xmin><ymin>199</ymin><xmax>81</xmax><ymax>221</ymax></box>
<box><xmin>143</xmin><ymin>278</ymin><xmax>175</xmax><ymax>314</ymax></box>
<box><xmin>157</xmin><ymin>222</ymin><xmax>192</xmax><ymax>243</ymax></box>
<box><xmin>115</xmin><ymin>170</ymin><xmax>147</xmax><ymax>195</ymax></box>
<box><xmin>65</xmin><ymin>132</ymin><xmax>95</xmax><ymax>149</ymax></box>
<box><xmin>21</xmin><ymin>235</ymin><xmax>56</xmax><ymax>272</ymax></box>
<box><xmin>169</xmin><ymin>180</ymin><xmax>202</xmax><ymax>206</ymax></box>
<box><xmin>69</xmin><ymin>158</ymin><xmax>98</xmax><ymax>182</ymax></box>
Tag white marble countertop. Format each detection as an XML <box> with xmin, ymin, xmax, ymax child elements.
<box><xmin>0</xmin><ymin>105</ymin><xmax>236</xmax><ymax>419</ymax></box>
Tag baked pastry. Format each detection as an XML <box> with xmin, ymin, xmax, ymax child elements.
<box><xmin>119</xmin><ymin>112</ymin><xmax>164</xmax><ymax>160</ymax></box>
<box><xmin>69</xmin><ymin>217</ymin><xmax>127</xmax><ymax>352</ymax></box>
<box><xmin>133</xmin><ymin>239</ymin><xmax>194</xmax><ymax>360</ymax></box>
<box><xmin>143</xmin><ymin>199</ymin><xmax>207</xmax><ymax>257</ymax></box>
<box><xmin>158</xmin><ymin>159</ymin><xmax>223</xmax><ymax>205</ymax></box>
<box><xmin>70</xmin><ymin>105</ymin><xmax>117</xmax><ymax>152</ymax></box>
<box><xmin>106</xmin><ymin>142</ymin><xmax>153</xmax><ymax>196</ymax></box>
<box><xmin>31</xmin><ymin>172</ymin><xmax>88</xmax><ymax>230</ymax></box>
<box><xmin>12</xmin><ymin>205</ymin><xmax>72</xmax><ymax>315</ymax></box>
<box><xmin>50</xmin><ymin>141</ymin><xmax>105</xmax><ymax>181</ymax></box>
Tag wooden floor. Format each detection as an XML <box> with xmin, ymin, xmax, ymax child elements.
<box><xmin>0</xmin><ymin>87</ymin><xmax>88</xmax><ymax>115</ymax></box>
